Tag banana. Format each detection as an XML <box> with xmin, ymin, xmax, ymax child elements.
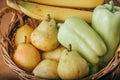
<box><xmin>16</xmin><ymin>0</ymin><xmax>92</xmax><ymax>23</ymax></box>
<box><xmin>23</xmin><ymin>0</ymin><xmax>104</xmax><ymax>8</ymax></box>
<box><xmin>6</xmin><ymin>0</ymin><xmax>20</xmax><ymax>10</ymax></box>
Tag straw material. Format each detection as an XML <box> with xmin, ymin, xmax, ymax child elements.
<box><xmin>0</xmin><ymin>2</ymin><xmax>120</xmax><ymax>80</ymax></box>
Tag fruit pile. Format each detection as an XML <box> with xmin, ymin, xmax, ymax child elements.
<box><xmin>6</xmin><ymin>0</ymin><xmax>120</xmax><ymax>79</ymax></box>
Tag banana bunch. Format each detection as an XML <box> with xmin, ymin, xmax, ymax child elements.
<box><xmin>24</xmin><ymin>0</ymin><xmax>104</xmax><ymax>8</ymax></box>
<box><xmin>7</xmin><ymin>0</ymin><xmax>104</xmax><ymax>23</ymax></box>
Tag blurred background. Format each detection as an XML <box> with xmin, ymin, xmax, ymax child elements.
<box><xmin>0</xmin><ymin>0</ymin><xmax>19</xmax><ymax>80</ymax></box>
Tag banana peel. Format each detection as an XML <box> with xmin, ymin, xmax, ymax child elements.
<box><xmin>8</xmin><ymin>0</ymin><xmax>93</xmax><ymax>23</ymax></box>
<box><xmin>23</xmin><ymin>0</ymin><xmax>104</xmax><ymax>8</ymax></box>
<box><xmin>6</xmin><ymin>0</ymin><xmax>20</xmax><ymax>10</ymax></box>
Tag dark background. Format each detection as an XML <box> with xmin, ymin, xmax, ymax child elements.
<box><xmin>0</xmin><ymin>0</ymin><xmax>19</xmax><ymax>80</ymax></box>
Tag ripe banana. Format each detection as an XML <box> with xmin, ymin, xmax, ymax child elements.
<box><xmin>6</xmin><ymin>0</ymin><xmax>20</xmax><ymax>10</ymax></box>
<box><xmin>16</xmin><ymin>0</ymin><xmax>93</xmax><ymax>23</ymax></box>
<box><xmin>23</xmin><ymin>0</ymin><xmax>104</xmax><ymax>8</ymax></box>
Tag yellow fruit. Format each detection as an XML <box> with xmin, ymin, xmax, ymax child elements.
<box><xmin>42</xmin><ymin>46</ymin><xmax>65</xmax><ymax>61</ymax></box>
<box><xmin>15</xmin><ymin>24</ymin><xmax>34</xmax><ymax>45</ymax></box>
<box><xmin>24</xmin><ymin>0</ymin><xmax>104</xmax><ymax>8</ymax></box>
<box><xmin>13</xmin><ymin>43</ymin><xmax>41</xmax><ymax>72</ymax></box>
<box><xmin>33</xmin><ymin>59</ymin><xmax>59</xmax><ymax>79</ymax></box>
<box><xmin>17</xmin><ymin>0</ymin><xmax>92</xmax><ymax>23</ymax></box>
<box><xmin>31</xmin><ymin>18</ymin><xmax>59</xmax><ymax>51</ymax></box>
<box><xmin>6</xmin><ymin>0</ymin><xmax>20</xmax><ymax>10</ymax></box>
<box><xmin>58</xmin><ymin>49</ymin><xmax>89</xmax><ymax>79</ymax></box>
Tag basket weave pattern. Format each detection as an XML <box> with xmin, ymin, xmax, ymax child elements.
<box><xmin>0</xmin><ymin>2</ymin><xmax>120</xmax><ymax>80</ymax></box>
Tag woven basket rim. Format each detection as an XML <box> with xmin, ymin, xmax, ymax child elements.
<box><xmin>0</xmin><ymin>7</ymin><xmax>120</xmax><ymax>80</ymax></box>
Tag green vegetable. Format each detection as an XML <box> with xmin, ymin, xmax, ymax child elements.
<box><xmin>57</xmin><ymin>16</ymin><xmax>107</xmax><ymax>65</ymax></box>
<box><xmin>92</xmin><ymin>0</ymin><xmax>120</xmax><ymax>64</ymax></box>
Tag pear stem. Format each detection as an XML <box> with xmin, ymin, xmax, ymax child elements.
<box><xmin>24</xmin><ymin>36</ymin><xmax>27</xmax><ymax>44</ymax></box>
<box><xmin>68</xmin><ymin>44</ymin><xmax>72</xmax><ymax>52</ymax></box>
<box><xmin>46</xmin><ymin>14</ymin><xmax>51</xmax><ymax>22</ymax></box>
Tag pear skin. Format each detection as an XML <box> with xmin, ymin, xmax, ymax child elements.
<box><xmin>15</xmin><ymin>24</ymin><xmax>34</xmax><ymax>45</ymax></box>
<box><xmin>42</xmin><ymin>46</ymin><xmax>65</xmax><ymax>61</ymax></box>
<box><xmin>33</xmin><ymin>59</ymin><xmax>59</xmax><ymax>79</ymax></box>
<box><xmin>31</xmin><ymin>19</ymin><xmax>59</xmax><ymax>51</ymax></box>
<box><xmin>57</xmin><ymin>49</ymin><xmax>89</xmax><ymax>79</ymax></box>
<box><xmin>13</xmin><ymin>43</ymin><xmax>41</xmax><ymax>72</ymax></box>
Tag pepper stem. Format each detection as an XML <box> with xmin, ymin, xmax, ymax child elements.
<box><xmin>109</xmin><ymin>0</ymin><xmax>114</xmax><ymax>12</ymax></box>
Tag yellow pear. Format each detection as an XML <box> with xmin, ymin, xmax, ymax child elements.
<box><xmin>33</xmin><ymin>59</ymin><xmax>59</xmax><ymax>79</ymax></box>
<box><xmin>15</xmin><ymin>24</ymin><xmax>34</xmax><ymax>45</ymax></box>
<box><xmin>13</xmin><ymin>43</ymin><xmax>41</xmax><ymax>72</ymax></box>
<box><xmin>57</xmin><ymin>49</ymin><xmax>89</xmax><ymax>79</ymax></box>
<box><xmin>42</xmin><ymin>46</ymin><xmax>65</xmax><ymax>61</ymax></box>
<box><xmin>31</xmin><ymin>18</ymin><xmax>59</xmax><ymax>51</ymax></box>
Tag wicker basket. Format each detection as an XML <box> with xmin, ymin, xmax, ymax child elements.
<box><xmin>0</xmin><ymin>1</ymin><xmax>120</xmax><ymax>80</ymax></box>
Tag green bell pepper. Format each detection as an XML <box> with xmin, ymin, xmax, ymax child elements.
<box><xmin>92</xmin><ymin>0</ymin><xmax>120</xmax><ymax>64</ymax></box>
<box><xmin>57</xmin><ymin>16</ymin><xmax>107</xmax><ymax>64</ymax></box>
